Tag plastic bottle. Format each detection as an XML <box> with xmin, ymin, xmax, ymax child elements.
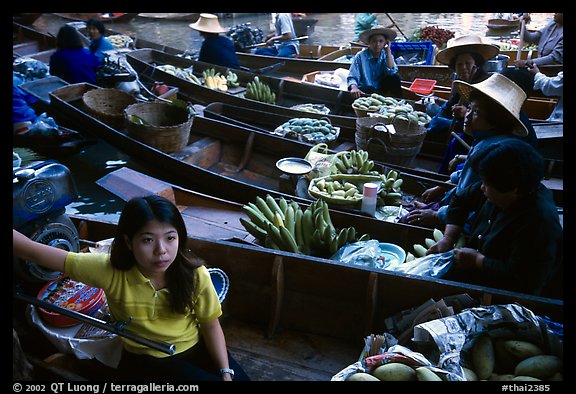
<box><xmin>361</xmin><ymin>183</ymin><xmax>378</xmax><ymax>216</ymax></box>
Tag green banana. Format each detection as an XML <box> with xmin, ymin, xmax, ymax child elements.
<box><xmin>266</xmin><ymin>194</ymin><xmax>284</xmax><ymax>219</ymax></box>
<box><xmin>279</xmin><ymin>225</ymin><xmax>300</xmax><ymax>254</ymax></box>
<box><xmin>240</xmin><ymin>217</ymin><xmax>267</xmax><ymax>241</ymax></box>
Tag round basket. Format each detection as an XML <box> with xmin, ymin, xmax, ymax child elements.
<box><xmin>82</xmin><ymin>88</ymin><xmax>137</xmax><ymax>129</ymax></box>
<box><xmin>365</xmin><ymin>138</ymin><xmax>423</xmax><ymax>167</ymax></box>
<box><xmin>124</xmin><ymin>102</ymin><xmax>193</xmax><ymax>153</ymax></box>
<box><xmin>355</xmin><ymin>115</ymin><xmax>426</xmax><ymax>151</ymax></box>
<box><xmin>353</xmin><ymin>107</ymin><xmax>378</xmax><ymax>118</ymax></box>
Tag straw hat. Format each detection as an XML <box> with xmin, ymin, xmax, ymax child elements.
<box><xmin>189</xmin><ymin>13</ymin><xmax>227</xmax><ymax>33</ymax></box>
<box><xmin>454</xmin><ymin>73</ymin><xmax>528</xmax><ymax>137</ymax></box>
<box><xmin>359</xmin><ymin>25</ymin><xmax>397</xmax><ymax>44</ymax></box>
<box><xmin>435</xmin><ymin>35</ymin><xmax>499</xmax><ymax>65</ymax></box>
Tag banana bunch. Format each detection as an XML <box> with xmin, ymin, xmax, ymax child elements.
<box><xmin>377</xmin><ymin>169</ymin><xmax>404</xmax><ymax>205</ymax></box>
<box><xmin>240</xmin><ymin>194</ymin><xmax>370</xmax><ymax>257</ymax></box>
<box><xmin>331</xmin><ymin>149</ymin><xmax>378</xmax><ymax>176</ymax></box>
<box><xmin>202</xmin><ymin>68</ymin><xmax>228</xmax><ymax>91</ymax></box>
<box><xmin>225</xmin><ymin>71</ymin><xmax>240</xmax><ymax>88</ymax></box>
<box><xmin>107</xmin><ymin>34</ymin><xmax>133</xmax><ymax>48</ymax></box>
<box><xmin>352</xmin><ymin>93</ymin><xmax>395</xmax><ymax>112</ymax></box>
<box><xmin>245</xmin><ymin>76</ymin><xmax>276</xmax><ymax>104</ymax></box>
<box><xmin>309</xmin><ymin>173</ymin><xmax>383</xmax><ymax>206</ymax></box>
<box><xmin>409</xmin><ymin>228</ymin><xmax>466</xmax><ymax>261</ymax></box>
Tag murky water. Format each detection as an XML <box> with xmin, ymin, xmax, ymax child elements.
<box><xmin>18</xmin><ymin>12</ymin><xmax>554</xmax><ymax>219</ymax></box>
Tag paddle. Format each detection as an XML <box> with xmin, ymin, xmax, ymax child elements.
<box><xmin>517</xmin><ymin>19</ymin><xmax>526</xmax><ymax>61</ymax></box>
<box><xmin>384</xmin><ymin>13</ymin><xmax>408</xmax><ymax>41</ymax></box>
<box><xmin>246</xmin><ymin>35</ymin><xmax>309</xmax><ymax>49</ymax></box>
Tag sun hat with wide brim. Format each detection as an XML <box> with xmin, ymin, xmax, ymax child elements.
<box><xmin>435</xmin><ymin>35</ymin><xmax>500</xmax><ymax>65</ymax></box>
<box><xmin>454</xmin><ymin>73</ymin><xmax>528</xmax><ymax>137</ymax></box>
<box><xmin>359</xmin><ymin>25</ymin><xmax>397</xmax><ymax>44</ymax></box>
<box><xmin>189</xmin><ymin>13</ymin><xmax>227</xmax><ymax>33</ymax></box>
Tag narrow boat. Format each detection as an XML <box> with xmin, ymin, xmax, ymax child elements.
<box><xmin>47</xmin><ymin>82</ymin><xmax>449</xmax><ymax>214</ymax></box>
<box><xmin>136</xmin><ymin>13</ymin><xmax>200</xmax><ymax>22</ymax></box>
<box><xmin>486</xmin><ymin>18</ymin><xmax>521</xmax><ymax>31</ymax></box>
<box><xmin>13</xmin><ymin>208</ymin><xmax>562</xmax><ymax>381</ymax></box>
<box><xmin>52</xmin><ymin>13</ymin><xmax>138</xmax><ymax>23</ymax></box>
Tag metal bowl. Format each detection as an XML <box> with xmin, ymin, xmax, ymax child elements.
<box><xmin>276</xmin><ymin>157</ymin><xmax>313</xmax><ymax>175</ymax></box>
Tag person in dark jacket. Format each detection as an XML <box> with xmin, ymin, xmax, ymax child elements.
<box><xmin>426</xmin><ymin>138</ymin><xmax>562</xmax><ymax>296</ymax></box>
<box><xmin>49</xmin><ymin>24</ymin><xmax>100</xmax><ymax>84</ymax></box>
<box><xmin>189</xmin><ymin>13</ymin><xmax>240</xmax><ymax>70</ymax></box>
<box><xmin>426</xmin><ymin>35</ymin><xmax>499</xmax><ymax>173</ymax></box>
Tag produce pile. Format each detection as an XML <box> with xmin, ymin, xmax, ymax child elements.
<box><xmin>154</xmin><ymin>65</ymin><xmax>239</xmax><ymax>92</ymax></box>
<box><xmin>274</xmin><ymin>117</ymin><xmax>339</xmax><ymax>144</ymax></box>
<box><xmin>107</xmin><ymin>34</ymin><xmax>133</xmax><ymax>48</ymax></box>
<box><xmin>352</xmin><ymin>94</ymin><xmax>432</xmax><ymax>126</ymax></box>
<box><xmin>225</xmin><ymin>23</ymin><xmax>265</xmax><ymax>52</ymax></box>
<box><xmin>411</xmin><ymin>25</ymin><xmax>455</xmax><ymax>49</ymax></box>
<box><xmin>240</xmin><ymin>195</ymin><xmax>370</xmax><ymax>257</ymax></box>
<box><xmin>245</xmin><ymin>76</ymin><xmax>276</xmax><ymax>104</ymax></box>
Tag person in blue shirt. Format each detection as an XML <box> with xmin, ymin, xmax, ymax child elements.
<box><xmin>189</xmin><ymin>13</ymin><xmax>240</xmax><ymax>70</ymax></box>
<box><xmin>255</xmin><ymin>13</ymin><xmax>299</xmax><ymax>58</ymax></box>
<box><xmin>13</xmin><ymin>73</ymin><xmax>38</xmax><ymax>134</ymax></box>
<box><xmin>49</xmin><ymin>24</ymin><xmax>100</xmax><ymax>84</ymax></box>
<box><xmin>86</xmin><ymin>19</ymin><xmax>115</xmax><ymax>62</ymax></box>
<box><xmin>347</xmin><ymin>25</ymin><xmax>402</xmax><ymax>98</ymax></box>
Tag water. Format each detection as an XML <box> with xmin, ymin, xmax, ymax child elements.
<box><xmin>18</xmin><ymin>12</ymin><xmax>554</xmax><ymax>221</ymax></box>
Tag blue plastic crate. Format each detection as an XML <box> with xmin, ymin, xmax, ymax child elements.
<box><xmin>390</xmin><ymin>40</ymin><xmax>435</xmax><ymax>65</ymax></box>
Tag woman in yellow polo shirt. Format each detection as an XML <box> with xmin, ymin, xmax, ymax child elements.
<box><xmin>13</xmin><ymin>195</ymin><xmax>250</xmax><ymax>381</ymax></box>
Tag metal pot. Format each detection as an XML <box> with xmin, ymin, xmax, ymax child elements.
<box><xmin>483</xmin><ymin>54</ymin><xmax>510</xmax><ymax>73</ymax></box>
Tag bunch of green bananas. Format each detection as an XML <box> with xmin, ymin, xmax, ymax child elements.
<box><xmin>240</xmin><ymin>194</ymin><xmax>370</xmax><ymax>258</ymax></box>
<box><xmin>377</xmin><ymin>169</ymin><xmax>404</xmax><ymax>205</ymax></box>
<box><xmin>245</xmin><ymin>76</ymin><xmax>276</xmax><ymax>104</ymax></box>
<box><xmin>331</xmin><ymin>149</ymin><xmax>378</xmax><ymax>175</ymax></box>
<box><xmin>226</xmin><ymin>71</ymin><xmax>239</xmax><ymax>88</ymax></box>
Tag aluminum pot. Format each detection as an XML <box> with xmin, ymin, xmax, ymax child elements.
<box><xmin>483</xmin><ymin>54</ymin><xmax>510</xmax><ymax>73</ymax></box>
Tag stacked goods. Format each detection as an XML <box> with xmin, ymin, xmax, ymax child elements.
<box><xmin>413</xmin><ymin>25</ymin><xmax>455</xmax><ymax>49</ymax></box>
<box><xmin>347</xmin><ymin>363</ymin><xmax>444</xmax><ymax>381</ymax></box>
<box><xmin>156</xmin><ymin>64</ymin><xmax>201</xmax><ymax>84</ymax></box>
<box><xmin>352</xmin><ymin>93</ymin><xmax>390</xmax><ymax>115</ymax></box>
<box><xmin>245</xmin><ymin>76</ymin><xmax>276</xmax><ymax>104</ymax></box>
<box><xmin>201</xmin><ymin>68</ymin><xmax>229</xmax><ymax>92</ymax></box>
<box><xmin>274</xmin><ymin>117</ymin><xmax>339</xmax><ymax>144</ymax></box>
<box><xmin>107</xmin><ymin>34</ymin><xmax>133</xmax><ymax>48</ymax></box>
<box><xmin>240</xmin><ymin>195</ymin><xmax>370</xmax><ymax>257</ymax></box>
<box><xmin>308</xmin><ymin>174</ymin><xmax>382</xmax><ymax>206</ymax></box>
<box><xmin>370</xmin><ymin>98</ymin><xmax>431</xmax><ymax>126</ymax></box>
<box><xmin>290</xmin><ymin>103</ymin><xmax>330</xmax><ymax>114</ymax></box>
<box><xmin>464</xmin><ymin>335</ymin><xmax>563</xmax><ymax>381</ymax></box>
<box><xmin>155</xmin><ymin>64</ymin><xmax>239</xmax><ymax>90</ymax></box>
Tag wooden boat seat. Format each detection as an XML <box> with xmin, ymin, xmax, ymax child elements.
<box><xmin>170</xmin><ymin>136</ymin><xmax>221</xmax><ymax>168</ymax></box>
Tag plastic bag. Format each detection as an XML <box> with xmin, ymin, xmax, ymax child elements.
<box><xmin>304</xmin><ymin>143</ymin><xmax>334</xmax><ymax>180</ymax></box>
<box><xmin>27</xmin><ymin>113</ymin><xmax>61</xmax><ymax>137</ymax></box>
<box><xmin>330</xmin><ymin>240</ymin><xmax>386</xmax><ymax>269</ymax></box>
<box><xmin>390</xmin><ymin>250</ymin><xmax>454</xmax><ymax>278</ymax></box>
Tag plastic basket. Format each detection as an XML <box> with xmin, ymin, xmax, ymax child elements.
<box><xmin>391</xmin><ymin>41</ymin><xmax>435</xmax><ymax>65</ymax></box>
<box><xmin>409</xmin><ymin>78</ymin><xmax>437</xmax><ymax>96</ymax></box>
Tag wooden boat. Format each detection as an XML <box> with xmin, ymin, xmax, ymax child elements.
<box><xmin>48</xmin><ymin>82</ymin><xmax>452</xmax><ymax>215</ymax></box>
<box><xmin>136</xmin><ymin>13</ymin><xmax>200</xmax><ymax>22</ymax></box>
<box><xmin>13</xmin><ymin>206</ymin><xmax>563</xmax><ymax>380</ymax></box>
<box><xmin>486</xmin><ymin>18</ymin><xmax>521</xmax><ymax>31</ymax></box>
<box><xmin>292</xmin><ymin>16</ymin><xmax>319</xmax><ymax>37</ymax></box>
<box><xmin>13</xmin><ymin>126</ymin><xmax>97</xmax><ymax>156</ymax></box>
<box><xmin>13</xmin><ymin>13</ymin><xmax>43</xmax><ymax>25</ymax></box>
<box><xmin>52</xmin><ymin>13</ymin><xmax>138</xmax><ymax>23</ymax></box>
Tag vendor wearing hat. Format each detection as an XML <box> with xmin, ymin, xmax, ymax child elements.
<box><xmin>190</xmin><ymin>13</ymin><xmax>240</xmax><ymax>70</ymax></box>
<box><xmin>347</xmin><ymin>25</ymin><xmax>402</xmax><ymax>98</ymax></box>
<box><xmin>427</xmin><ymin>35</ymin><xmax>500</xmax><ymax>174</ymax></box>
<box><xmin>407</xmin><ymin>73</ymin><xmax>531</xmax><ymax>230</ymax></box>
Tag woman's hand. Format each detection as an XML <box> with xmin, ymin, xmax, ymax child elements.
<box><xmin>426</xmin><ymin>237</ymin><xmax>453</xmax><ymax>255</ymax></box>
<box><xmin>421</xmin><ymin>186</ymin><xmax>447</xmax><ymax>203</ymax></box>
<box><xmin>349</xmin><ymin>85</ymin><xmax>364</xmax><ymax>99</ymax></box>
<box><xmin>406</xmin><ymin>209</ymin><xmax>439</xmax><ymax>227</ymax></box>
<box><xmin>453</xmin><ymin>247</ymin><xmax>484</xmax><ymax>270</ymax></box>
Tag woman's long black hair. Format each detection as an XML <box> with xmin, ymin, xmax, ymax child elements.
<box><xmin>110</xmin><ymin>195</ymin><xmax>203</xmax><ymax>314</ymax></box>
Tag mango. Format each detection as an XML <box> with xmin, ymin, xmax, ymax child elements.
<box><xmin>346</xmin><ymin>372</ymin><xmax>380</xmax><ymax>381</ymax></box>
<box><xmin>372</xmin><ymin>363</ymin><xmax>416</xmax><ymax>381</ymax></box>
<box><xmin>471</xmin><ymin>335</ymin><xmax>495</xmax><ymax>380</ymax></box>
<box><xmin>514</xmin><ymin>355</ymin><xmax>562</xmax><ymax>379</ymax></box>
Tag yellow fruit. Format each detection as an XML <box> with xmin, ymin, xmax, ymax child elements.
<box><xmin>372</xmin><ymin>363</ymin><xmax>416</xmax><ymax>381</ymax></box>
<box><xmin>346</xmin><ymin>372</ymin><xmax>380</xmax><ymax>381</ymax></box>
<box><xmin>514</xmin><ymin>355</ymin><xmax>562</xmax><ymax>379</ymax></box>
<box><xmin>415</xmin><ymin>367</ymin><xmax>442</xmax><ymax>381</ymax></box>
<box><xmin>472</xmin><ymin>335</ymin><xmax>495</xmax><ymax>380</ymax></box>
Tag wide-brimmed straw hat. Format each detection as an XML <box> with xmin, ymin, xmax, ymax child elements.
<box><xmin>189</xmin><ymin>13</ymin><xmax>227</xmax><ymax>33</ymax></box>
<box><xmin>435</xmin><ymin>35</ymin><xmax>500</xmax><ymax>65</ymax></box>
<box><xmin>454</xmin><ymin>73</ymin><xmax>528</xmax><ymax>137</ymax></box>
<box><xmin>359</xmin><ymin>25</ymin><xmax>397</xmax><ymax>44</ymax></box>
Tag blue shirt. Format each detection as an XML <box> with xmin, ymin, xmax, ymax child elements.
<box><xmin>198</xmin><ymin>35</ymin><xmax>240</xmax><ymax>70</ymax></box>
<box><xmin>90</xmin><ymin>36</ymin><xmax>115</xmax><ymax>62</ymax></box>
<box><xmin>347</xmin><ymin>47</ymin><xmax>398</xmax><ymax>91</ymax></box>
<box><xmin>49</xmin><ymin>48</ymin><xmax>100</xmax><ymax>84</ymax></box>
<box><xmin>13</xmin><ymin>74</ymin><xmax>38</xmax><ymax>123</ymax></box>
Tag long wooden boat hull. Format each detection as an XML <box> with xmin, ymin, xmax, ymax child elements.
<box><xmin>52</xmin><ymin>13</ymin><xmax>138</xmax><ymax>23</ymax></box>
<box><xmin>48</xmin><ymin>83</ymin><xmax>450</xmax><ymax>217</ymax></box>
<box><xmin>136</xmin><ymin>13</ymin><xmax>200</xmax><ymax>21</ymax></box>
<box><xmin>13</xmin><ymin>210</ymin><xmax>562</xmax><ymax>380</ymax></box>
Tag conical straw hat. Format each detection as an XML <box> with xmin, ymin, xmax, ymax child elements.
<box><xmin>454</xmin><ymin>73</ymin><xmax>528</xmax><ymax>137</ymax></box>
<box><xmin>359</xmin><ymin>25</ymin><xmax>397</xmax><ymax>44</ymax></box>
<box><xmin>189</xmin><ymin>13</ymin><xmax>227</xmax><ymax>33</ymax></box>
<box><xmin>436</xmin><ymin>35</ymin><xmax>499</xmax><ymax>65</ymax></box>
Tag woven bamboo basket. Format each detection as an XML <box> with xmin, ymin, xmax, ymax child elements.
<box><xmin>82</xmin><ymin>88</ymin><xmax>137</xmax><ymax>129</ymax></box>
<box><xmin>124</xmin><ymin>102</ymin><xmax>193</xmax><ymax>153</ymax></box>
<box><xmin>355</xmin><ymin>116</ymin><xmax>425</xmax><ymax>166</ymax></box>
